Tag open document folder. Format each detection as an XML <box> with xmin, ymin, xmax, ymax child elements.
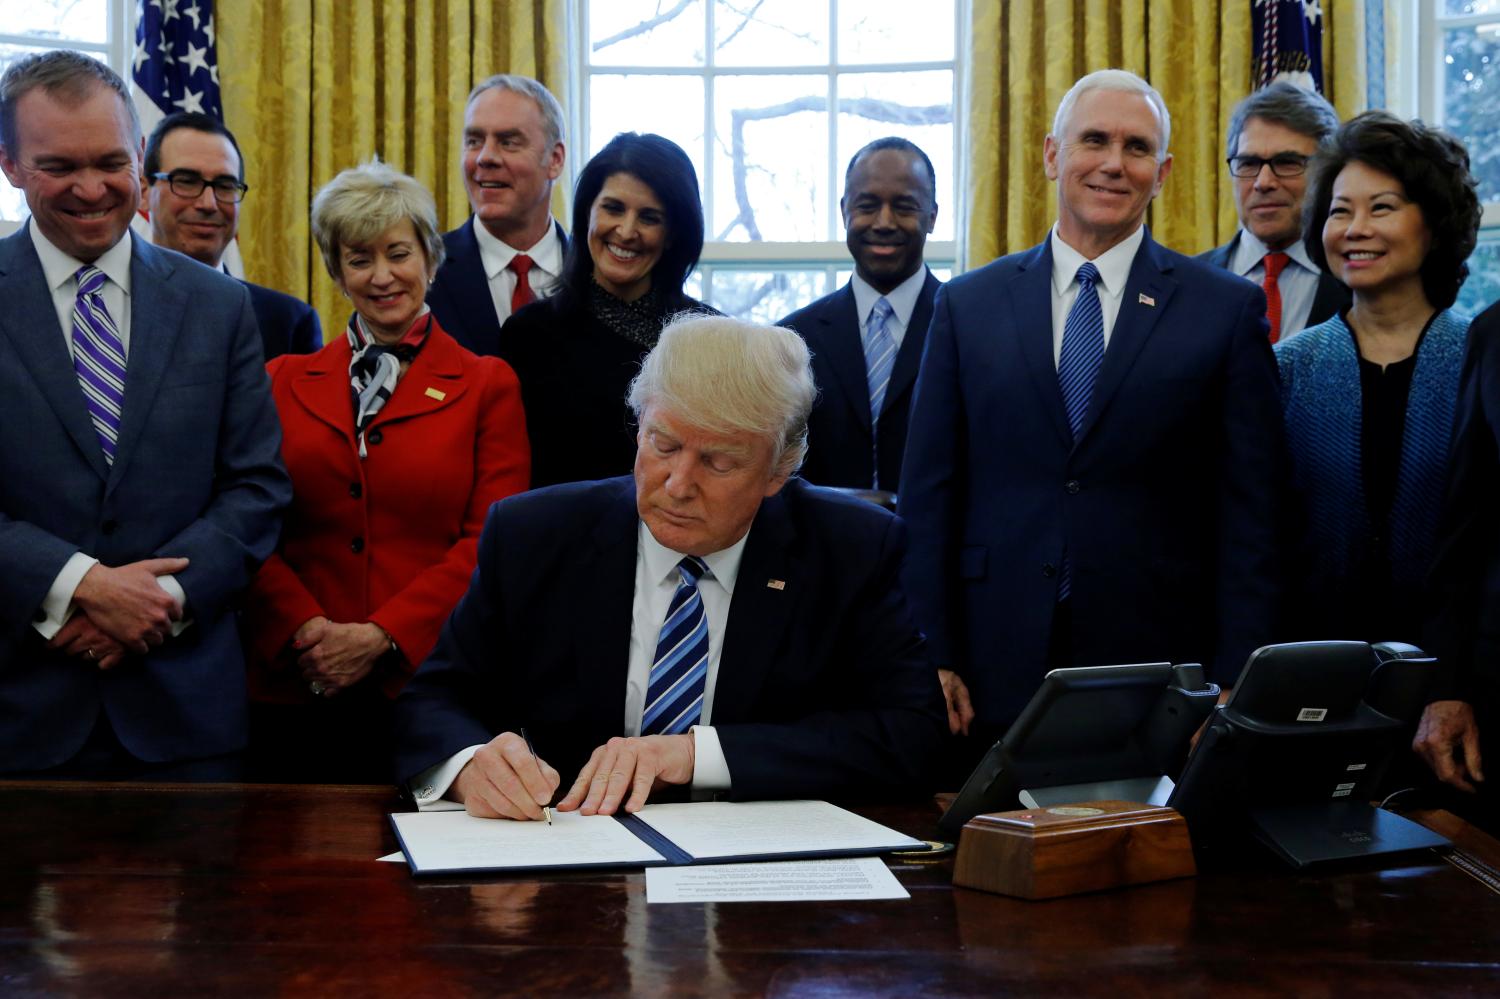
<box><xmin>390</xmin><ymin>800</ymin><xmax>923</xmax><ymax>876</ymax></box>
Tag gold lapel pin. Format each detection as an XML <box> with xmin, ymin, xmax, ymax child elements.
<box><xmin>1138</xmin><ymin>293</ymin><xmax>1156</xmax><ymax>307</ymax></box>
<box><xmin>424</xmin><ymin>387</ymin><xmax>447</xmax><ymax>401</ymax></box>
<box><xmin>767</xmin><ymin>579</ymin><xmax>786</xmax><ymax>590</ymax></box>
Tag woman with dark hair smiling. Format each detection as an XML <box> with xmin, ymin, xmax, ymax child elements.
<box><xmin>499</xmin><ymin>132</ymin><xmax>712</xmax><ymax>487</ymax></box>
<box><xmin>1275</xmin><ymin>111</ymin><xmax>1482</xmax><ymax>643</ymax></box>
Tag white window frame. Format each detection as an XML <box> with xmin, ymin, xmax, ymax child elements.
<box><xmin>572</xmin><ymin>0</ymin><xmax>966</xmax><ymax>307</ymax></box>
<box><xmin>0</xmin><ymin>0</ymin><xmax>135</xmax><ymax>236</ymax></box>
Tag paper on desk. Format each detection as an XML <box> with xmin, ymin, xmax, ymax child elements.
<box><xmin>646</xmin><ymin>857</ymin><xmax>909</xmax><ymax>903</ymax></box>
<box><xmin>391</xmin><ymin>808</ymin><xmax>664</xmax><ymax>872</ymax></box>
<box><xmin>635</xmin><ymin>800</ymin><xmax>922</xmax><ymax>861</ymax></box>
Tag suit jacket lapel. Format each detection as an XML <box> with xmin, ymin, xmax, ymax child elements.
<box><xmin>453</xmin><ymin>219</ymin><xmax>503</xmax><ymax>350</ymax></box>
<box><xmin>108</xmin><ymin>239</ymin><xmax>186</xmax><ymax>489</ymax></box>
<box><xmin>575</xmin><ymin>481</ymin><xmax>642</xmax><ymax>734</ymax></box>
<box><xmin>1009</xmin><ymin>242</ymin><xmax>1073</xmax><ymax>448</ymax></box>
<box><xmin>289</xmin><ymin>337</ymin><xmax>357</xmax><ymax>446</ymax></box>
<box><xmin>816</xmin><ymin>284</ymin><xmax>875</xmax><ymax>432</ymax></box>
<box><xmin>1077</xmin><ymin>233</ymin><xmax>1177</xmax><ymax>443</ymax></box>
<box><xmin>882</xmin><ymin>269</ymin><xmax>940</xmax><ymax>416</ymax></box>
<box><xmin>0</xmin><ymin>227</ymin><xmax>111</xmax><ymax>481</ymax></box>
<box><xmin>366</xmin><ymin>328</ymin><xmax>472</xmax><ymax>429</ymax></box>
<box><xmin>711</xmin><ymin>491</ymin><xmax>797</xmax><ymax>723</ymax></box>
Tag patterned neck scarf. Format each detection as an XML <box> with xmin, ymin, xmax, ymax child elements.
<box><xmin>346</xmin><ymin>307</ymin><xmax>432</xmax><ymax>458</ymax></box>
<box><xmin>588</xmin><ymin>278</ymin><xmax>671</xmax><ymax>348</ymax></box>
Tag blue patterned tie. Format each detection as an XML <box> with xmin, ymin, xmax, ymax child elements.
<box><xmin>1056</xmin><ymin>262</ymin><xmax>1104</xmax><ymax>601</ymax></box>
<box><xmin>863</xmin><ymin>297</ymin><xmax>897</xmax><ymax>488</ymax></box>
<box><xmin>643</xmin><ymin>556</ymin><xmax>711</xmax><ymax>736</ymax></box>
<box><xmin>71</xmin><ymin>266</ymin><xmax>126</xmax><ymax>464</ymax></box>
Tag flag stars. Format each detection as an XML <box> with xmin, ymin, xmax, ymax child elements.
<box><xmin>172</xmin><ymin>89</ymin><xmax>205</xmax><ymax>114</ymax></box>
<box><xmin>181</xmin><ymin>42</ymin><xmax>210</xmax><ymax>76</ymax></box>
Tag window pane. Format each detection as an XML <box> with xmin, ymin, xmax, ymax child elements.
<box><xmin>837</xmin><ymin>70</ymin><xmax>955</xmax><ymax>240</ymax></box>
<box><xmin>1444</xmin><ymin>2</ymin><xmax>1500</xmax><ymax>15</ymax></box>
<box><xmin>589</xmin><ymin>0</ymin><xmax>706</xmax><ymax>67</ymax></box>
<box><xmin>588</xmin><ymin>74</ymin><xmax>707</xmax><ymax>185</ymax></box>
<box><xmin>837</xmin><ymin>0</ymin><xmax>953</xmax><ymax>64</ymax></box>
<box><xmin>714</xmin><ymin>0</ymin><xmax>828</xmax><ymax>67</ymax></box>
<box><xmin>1443</xmin><ymin>24</ymin><xmax>1500</xmax><ymax>203</ymax></box>
<box><xmin>712</xmin><ymin>75</ymin><xmax>829</xmax><ymax>241</ymax></box>
<box><xmin>5</xmin><ymin>0</ymin><xmax>109</xmax><ymax>45</ymax></box>
<box><xmin>1459</xmin><ymin>242</ymin><xmax>1500</xmax><ymax>319</ymax></box>
<box><xmin>708</xmin><ymin>268</ymin><xmax>830</xmax><ymax>322</ymax></box>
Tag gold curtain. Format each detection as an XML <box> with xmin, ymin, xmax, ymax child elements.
<box><xmin>219</xmin><ymin>1</ymin><xmax>567</xmax><ymax>341</ymax></box>
<box><xmin>965</xmin><ymin>0</ymin><xmax>1366</xmax><ymax>268</ymax></box>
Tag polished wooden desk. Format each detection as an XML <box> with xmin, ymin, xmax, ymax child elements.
<box><xmin>1</xmin><ymin>782</ymin><xmax>1498</xmax><ymax>997</ymax></box>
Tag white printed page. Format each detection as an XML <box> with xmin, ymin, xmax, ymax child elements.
<box><xmin>633</xmin><ymin>800</ymin><xmax>922</xmax><ymax>861</ymax></box>
<box><xmin>391</xmin><ymin>809</ymin><xmax>665</xmax><ymax>873</ymax></box>
<box><xmin>646</xmin><ymin>857</ymin><xmax>910</xmax><ymax>903</ymax></box>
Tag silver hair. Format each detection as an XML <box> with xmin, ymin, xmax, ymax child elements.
<box><xmin>628</xmin><ymin>313</ymin><xmax>816</xmax><ymax>478</ymax></box>
<box><xmin>1051</xmin><ymin>69</ymin><xmax>1172</xmax><ymax>159</ymax></box>
<box><xmin>467</xmin><ymin>74</ymin><xmax>566</xmax><ymax>150</ymax></box>
<box><xmin>311</xmin><ymin>159</ymin><xmax>446</xmax><ymax>282</ymax></box>
<box><xmin>0</xmin><ymin>49</ymin><xmax>140</xmax><ymax>159</ymax></box>
<box><xmin>1224</xmin><ymin>80</ymin><xmax>1339</xmax><ymax>160</ymax></box>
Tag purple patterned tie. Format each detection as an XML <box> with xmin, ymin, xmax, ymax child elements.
<box><xmin>71</xmin><ymin>266</ymin><xmax>126</xmax><ymax>464</ymax></box>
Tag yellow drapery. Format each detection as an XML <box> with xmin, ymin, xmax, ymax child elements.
<box><xmin>965</xmin><ymin>0</ymin><xmax>1366</xmax><ymax>268</ymax></box>
<box><xmin>218</xmin><ymin>1</ymin><xmax>567</xmax><ymax>341</ymax></box>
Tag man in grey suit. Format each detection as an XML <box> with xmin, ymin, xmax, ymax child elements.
<box><xmin>0</xmin><ymin>51</ymin><xmax>290</xmax><ymax>777</ymax></box>
<box><xmin>1198</xmin><ymin>82</ymin><xmax>1347</xmax><ymax>342</ymax></box>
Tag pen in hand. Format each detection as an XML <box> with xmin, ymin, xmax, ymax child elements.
<box><xmin>520</xmin><ymin>727</ymin><xmax>552</xmax><ymax>825</ymax></box>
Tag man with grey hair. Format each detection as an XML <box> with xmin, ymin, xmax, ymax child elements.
<box><xmin>901</xmin><ymin>69</ymin><xmax>1282</xmax><ymax>771</ymax></box>
<box><xmin>0</xmin><ymin>50</ymin><xmax>290</xmax><ymax>777</ymax></box>
<box><xmin>395</xmin><ymin>313</ymin><xmax>945</xmax><ymax>818</ymax></box>
<box><xmin>1199</xmin><ymin>81</ymin><xmax>1347</xmax><ymax>341</ymax></box>
<box><xmin>427</xmin><ymin>74</ymin><xmax>567</xmax><ymax>356</ymax></box>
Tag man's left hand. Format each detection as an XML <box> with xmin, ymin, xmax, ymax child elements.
<box><xmin>46</xmin><ymin>613</ymin><xmax>127</xmax><ymax>670</ymax></box>
<box><xmin>557</xmin><ymin>734</ymin><xmax>695</xmax><ymax>816</ymax></box>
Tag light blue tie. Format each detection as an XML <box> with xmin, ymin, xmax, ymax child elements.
<box><xmin>642</xmin><ymin>556</ymin><xmax>711</xmax><ymax>736</ymax></box>
<box><xmin>863</xmin><ymin>297</ymin><xmax>897</xmax><ymax>488</ymax></box>
<box><xmin>1056</xmin><ymin>262</ymin><xmax>1104</xmax><ymax>600</ymax></box>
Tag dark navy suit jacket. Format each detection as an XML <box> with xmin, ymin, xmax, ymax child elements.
<box><xmin>779</xmin><ymin>271</ymin><xmax>940</xmax><ymax>492</ymax></box>
<box><xmin>0</xmin><ymin>227</ymin><xmax>291</xmax><ymax>770</ymax></box>
<box><xmin>1198</xmin><ymin>233</ymin><xmax>1349</xmax><ymax>335</ymax></box>
<box><xmin>244</xmin><ymin>279</ymin><xmax>322</xmax><ymax>359</ymax></box>
<box><xmin>427</xmin><ymin>217</ymin><xmax>568</xmax><ymax>357</ymax></box>
<box><xmin>899</xmin><ymin>232</ymin><xmax>1284</xmax><ymax>728</ymax></box>
<box><xmin>394</xmin><ymin>476</ymin><xmax>946</xmax><ymax>799</ymax></box>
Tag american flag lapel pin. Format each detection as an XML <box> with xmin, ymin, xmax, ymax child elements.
<box><xmin>767</xmin><ymin>579</ymin><xmax>786</xmax><ymax>590</ymax></box>
<box><xmin>1138</xmin><ymin>293</ymin><xmax>1156</xmax><ymax>307</ymax></box>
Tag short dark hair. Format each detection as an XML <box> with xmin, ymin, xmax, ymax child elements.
<box><xmin>1303</xmin><ymin>111</ymin><xmax>1482</xmax><ymax>311</ymax></box>
<box><xmin>843</xmin><ymin>137</ymin><xmax>937</xmax><ymax>202</ymax></box>
<box><xmin>561</xmin><ymin>132</ymin><xmax>705</xmax><ymax>306</ymax></box>
<box><xmin>1224</xmin><ymin>81</ymin><xmax>1339</xmax><ymax>160</ymax></box>
<box><xmin>144</xmin><ymin>112</ymin><xmax>245</xmax><ymax>182</ymax></box>
<box><xmin>0</xmin><ymin>49</ymin><xmax>139</xmax><ymax>159</ymax></box>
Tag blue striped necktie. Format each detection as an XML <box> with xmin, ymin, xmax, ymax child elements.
<box><xmin>863</xmin><ymin>296</ymin><xmax>897</xmax><ymax>488</ymax></box>
<box><xmin>643</xmin><ymin>556</ymin><xmax>711</xmax><ymax>736</ymax></box>
<box><xmin>1055</xmin><ymin>262</ymin><xmax>1104</xmax><ymax>601</ymax></box>
<box><xmin>71</xmin><ymin>266</ymin><xmax>126</xmax><ymax>464</ymax></box>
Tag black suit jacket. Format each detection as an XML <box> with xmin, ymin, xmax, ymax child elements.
<box><xmin>779</xmin><ymin>271</ymin><xmax>940</xmax><ymax>491</ymax></box>
<box><xmin>393</xmin><ymin>476</ymin><xmax>946</xmax><ymax>800</ymax></box>
<box><xmin>244</xmin><ymin>280</ymin><xmax>321</xmax><ymax>360</ymax></box>
<box><xmin>428</xmin><ymin>217</ymin><xmax>568</xmax><ymax>357</ymax></box>
<box><xmin>1198</xmin><ymin>233</ymin><xmax>1348</xmax><ymax>334</ymax></box>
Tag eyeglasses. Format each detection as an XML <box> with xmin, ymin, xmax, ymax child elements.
<box><xmin>149</xmin><ymin>170</ymin><xmax>250</xmax><ymax>203</ymax></box>
<box><xmin>1227</xmin><ymin>154</ymin><xmax>1311</xmax><ymax>179</ymax></box>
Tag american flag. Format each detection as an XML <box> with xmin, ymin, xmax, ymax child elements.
<box><xmin>1252</xmin><ymin>0</ymin><xmax>1326</xmax><ymax>93</ymax></box>
<box><xmin>130</xmin><ymin>1</ymin><xmax>240</xmax><ymax>273</ymax></box>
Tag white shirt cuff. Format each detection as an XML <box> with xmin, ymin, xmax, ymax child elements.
<box><xmin>156</xmin><ymin>573</ymin><xmax>192</xmax><ymax>636</ymax></box>
<box><xmin>410</xmin><ymin>745</ymin><xmax>482</xmax><ymax>810</ymax></box>
<box><xmin>32</xmin><ymin>552</ymin><xmax>98</xmax><ymax>639</ymax></box>
<box><xmin>690</xmin><ymin>725</ymin><xmax>732</xmax><ymax>791</ymax></box>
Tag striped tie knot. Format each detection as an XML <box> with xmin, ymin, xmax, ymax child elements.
<box><xmin>677</xmin><ymin>555</ymin><xmax>708</xmax><ymax>585</ymax></box>
<box><xmin>76</xmin><ymin>266</ymin><xmax>107</xmax><ymax>298</ymax></box>
<box><xmin>1075</xmin><ymin>261</ymin><xmax>1100</xmax><ymax>290</ymax></box>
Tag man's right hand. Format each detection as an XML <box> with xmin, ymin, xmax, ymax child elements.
<box><xmin>938</xmin><ymin>668</ymin><xmax>975</xmax><ymax>736</ymax></box>
<box><xmin>71</xmin><ymin>558</ymin><xmax>188</xmax><ymax>654</ymax></box>
<box><xmin>1414</xmin><ymin>699</ymin><xmax>1485</xmax><ymax>793</ymax></box>
<box><xmin>451</xmin><ymin>732</ymin><xmax>561</xmax><ymax>820</ymax></box>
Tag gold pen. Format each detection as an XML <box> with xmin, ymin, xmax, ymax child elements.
<box><xmin>519</xmin><ymin>727</ymin><xmax>552</xmax><ymax>825</ymax></box>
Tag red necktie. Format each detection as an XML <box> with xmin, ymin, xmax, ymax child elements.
<box><xmin>1262</xmin><ymin>252</ymin><xmax>1290</xmax><ymax>344</ymax></box>
<box><xmin>509</xmin><ymin>254</ymin><xmax>536</xmax><ymax>315</ymax></box>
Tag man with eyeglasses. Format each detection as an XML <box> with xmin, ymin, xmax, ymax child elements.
<box><xmin>144</xmin><ymin>112</ymin><xmax>321</xmax><ymax>359</ymax></box>
<box><xmin>1199</xmin><ymin>81</ymin><xmax>1348</xmax><ymax>343</ymax></box>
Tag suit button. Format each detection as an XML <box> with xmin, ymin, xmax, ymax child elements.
<box><xmin>350</xmin><ymin>536</ymin><xmax>365</xmax><ymax>553</ymax></box>
<box><xmin>1064</xmin><ymin>480</ymin><xmax>1081</xmax><ymax>494</ymax></box>
<box><xmin>368</xmin><ymin>429</ymin><xmax>383</xmax><ymax>445</ymax></box>
<box><xmin>349</xmin><ymin>482</ymin><xmax>362</xmax><ymax>499</ymax></box>
<box><xmin>101</xmin><ymin>519</ymin><xmax>118</xmax><ymax>535</ymax></box>
<box><xmin>1041</xmin><ymin>563</ymin><xmax>1057</xmax><ymax>578</ymax></box>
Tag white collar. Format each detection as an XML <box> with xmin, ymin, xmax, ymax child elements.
<box><xmin>850</xmin><ymin>266</ymin><xmax>928</xmax><ymax>327</ymax></box>
<box><xmin>31</xmin><ymin>222</ymin><xmax>133</xmax><ymax>297</ymax></box>
<box><xmin>1228</xmin><ymin>227</ymin><xmax>1318</xmax><ymax>277</ymax></box>
<box><xmin>639</xmin><ymin>519</ymin><xmax>750</xmax><ymax>595</ymax></box>
<box><xmin>1049</xmin><ymin>223</ymin><xmax>1144</xmax><ymax>300</ymax></box>
<box><xmin>473</xmin><ymin>216</ymin><xmax>564</xmax><ymax>281</ymax></box>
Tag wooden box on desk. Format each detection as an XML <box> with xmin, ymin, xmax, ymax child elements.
<box><xmin>953</xmin><ymin>800</ymin><xmax>1196</xmax><ymax>900</ymax></box>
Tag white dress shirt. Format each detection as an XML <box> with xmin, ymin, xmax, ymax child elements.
<box><xmin>411</xmin><ymin>521</ymin><xmax>745</xmax><ymax>809</ymax></box>
<box><xmin>473</xmin><ymin>216</ymin><xmax>564</xmax><ymax>326</ymax></box>
<box><xmin>1048</xmin><ymin>223</ymin><xmax>1145</xmax><ymax>367</ymax></box>
<box><xmin>28</xmin><ymin>225</ymin><xmax>188</xmax><ymax>639</ymax></box>
<box><xmin>1226</xmin><ymin>227</ymin><xmax>1323</xmax><ymax>337</ymax></box>
<box><xmin>849</xmin><ymin>266</ymin><xmax>929</xmax><ymax>351</ymax></box>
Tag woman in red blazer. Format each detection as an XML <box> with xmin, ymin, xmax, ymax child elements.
<box><xmin>244</xmin><ymin>161</ymin><xmax>529</xmax><ymax>782</ymax></box>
